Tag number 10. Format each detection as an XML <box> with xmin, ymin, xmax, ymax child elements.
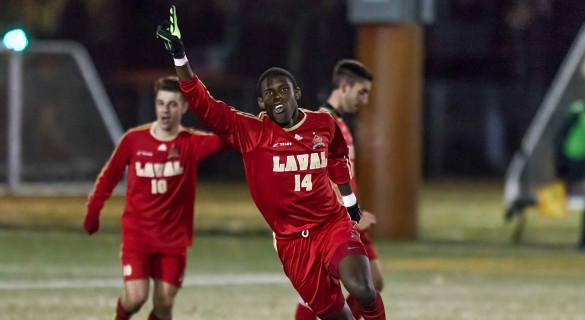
<box><xmin>151</xmin><ymin>179</ymin><xmax>167</xmax><ymax>194</ymax></box>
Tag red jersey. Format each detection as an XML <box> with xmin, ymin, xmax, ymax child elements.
<box><xmin>180</xmin><ymin>76</ymin><xmax>352</xmax><ymax>238</ymax></box>
<box><xmin>87</xmin><ymin>123</ymin><xmax>225</xmax><ymax>248</ymax></box>
<box><xmin>320</xmin><ymin>104</ymin><xmax>357</xmax><ymax>193</ymax></box>
<box><xmin>320</xmin><ymin>104</ymin><xmax>379</xmax><ymax>260</ymax></box>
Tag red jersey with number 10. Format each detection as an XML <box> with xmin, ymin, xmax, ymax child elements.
<box><xmin>180</xmin><ymin>76</ymin><xmax>353</xmax><ymax>239</ymax></box>
<box><xmin>87</xmin><ymin>123</ymin><xmax>225</xmax><ymax>248</ymax></box>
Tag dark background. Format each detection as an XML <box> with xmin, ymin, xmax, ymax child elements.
<box><xmin>2</xmin><ymin>0</ymin><xmax>584</xmax><ymax>181</ymax></box>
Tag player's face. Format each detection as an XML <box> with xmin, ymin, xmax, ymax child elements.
<box><xmin>340</xmin><ymin>80</ymin><xmax>372</xmax><ymax>114</ymax></box>
<box><xmin>155</xmin><ymin>90</ymin><xmax>188</xmax><ymax>131</ymax></box>
<box><xmin>258</xmin><ymin>75</ymin><xmax>301</xmax><ymax>128</ymax></box>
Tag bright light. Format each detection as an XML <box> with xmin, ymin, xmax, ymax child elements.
<box><xmin>2</xmin><ymin>29</ymin><xmax>29</xmax><ymax>52</ymax></box>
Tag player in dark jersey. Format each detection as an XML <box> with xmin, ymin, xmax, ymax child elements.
<box><xmin>156</xmin><ymin>6</ymin><xmax>385</xmax><ymax>320</ymax></box>
<box><xmin>295</xmin><ymin>60</ymin><xmax>384</xmax><ymax>320</ymax></box>
<box><xmin>84</xmin><ymin>76</ymin><xmax>226</xmax><ymax>320</ymax></box>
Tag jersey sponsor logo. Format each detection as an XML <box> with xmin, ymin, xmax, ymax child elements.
<box><xmin>312</xmin><ymin>134</ymin><xmax>325</xmax><ymax>149</ymax></box>
<box><xmin>272</xmin><ymin>142</ymin><xmax>293</xmax><ymax>148</ymax></box>
<box><xmin>135</xmin><ymin>161</ymin><xmax>184</xmax><ymax>177</ymax></box>
<box><xmin>273</xmin><ymin>152</ymin><xmax>327</xmax><ymax>172</ymax></box>
<box><xmin>157</xmin><ymin>144</ymin><xmax>168</xmax><ymax>151</ymax></box>
<box><xmin>137</xmin><ymin>151</ymin><xmax>153</xmax><ymax>157</ymax></box>
<box><xmin>294</xmin><ymin>134</ymin><xmax>303</xmax><ymax>141</ymax></box>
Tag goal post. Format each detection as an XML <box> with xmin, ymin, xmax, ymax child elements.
<box><xmin>1</xmin><ymin>40</ymin><xmax>123</xmax><ymax>195</ymax></box>
<box><xmin>504</xmin><ymin>23</ymin><xmax>585</xmax><ymax>217</ymax></box>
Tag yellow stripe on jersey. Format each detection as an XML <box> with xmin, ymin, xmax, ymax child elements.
<box><xmin>306</xmin><ymin>108</ymin><xmax>337</xmax><ymax>122</ymax></box>
<box><xmin>87</xmin><ymin>129</ymin><xmax>134</xmax><ymax>202</ymax></box>
<box><xmin>197</xmin><ymin>79</ymin><xmax>262</xmax><ymax>122</ymax></box>
<box><xmin>128</xmin><ymin>123</ymin><xmax>152</xmax><ymax>133</ymax></box>
<box><xmin>236</xmin><ymin>110</ymin><xmax>263</xmax><ymax>121</ymax></box>
<box><xmin>184</xmin><ymin>127</ymin><xmax>215</xmax><ymax>136</ymax></box>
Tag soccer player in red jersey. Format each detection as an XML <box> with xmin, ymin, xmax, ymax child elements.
<box><xmin>295</xmin><ymin>60</ymin><xmax>384</xmax><ymax>320</ymax></box>
<box><xmin>84</xmin><ymin>76</ymin><xmax>226</xmax><ymax>320</ymax></box>
<box><xmin>156</xmin><ymin>6</ymin><xmax>385</xmax><ymax>320</ymax></box>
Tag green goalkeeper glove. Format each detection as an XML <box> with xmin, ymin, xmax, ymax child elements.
<box><xmin>156</xmin><ymin>5</ymin><xmax>185</xmax><ymax>59</ymax></box>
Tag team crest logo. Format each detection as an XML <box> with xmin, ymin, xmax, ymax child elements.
<box><xmin>167</xmin><ymin>145</ymin><xmax>180</xmax><ymax>159</ymax></box>
<box><xmin>312</xmin><ymin>134</ymin><xmax>325</xmax><ymax>149</ymax></box>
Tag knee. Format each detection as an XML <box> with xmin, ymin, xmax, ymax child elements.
<box><xmin>373</xmin><ymin>277</ymin><xmax>384</xmax><ymax>292</ymax></box>
<box><xmin>346</xmin><ymin>281</ymin><xmax>377</xmax><ymax>305</ymax></box>
<box><xmin>370</xmin><ymin>260</ymin><xmax>384</xmax><ymax>292</ymax></box>
<box><xmin>153</xmin><ymin>293</ymin><xmax>175</xmax><ymax>312</ymax></box>
<box><xmin>122</xmin><ymin>290</ymin><xmax>148</xmax><ymax>312</ymax></box>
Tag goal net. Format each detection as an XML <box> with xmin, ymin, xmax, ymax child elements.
<box><xmin>0</xmin><ymin>41</ymin><xmax>122</xmax><ymax>195</ymax></box>
<box><xmin>504</xmin><ymin>24</ymin><xmax>585</xmax><ymax>215</ymax></box>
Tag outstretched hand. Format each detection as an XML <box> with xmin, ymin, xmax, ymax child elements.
<box><xmin>156</xmin><ymin>5</ymin><xmax>185</xmax><ymax>58</ymax></box>
<box><xmin>83</xmin><ymin>211</ymin><xmax>100</xmax><ymax>235</ymax></box>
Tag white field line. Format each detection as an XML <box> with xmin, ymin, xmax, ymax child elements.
<box><xmin>0</xmin><ymin>273</ymin><xmax>288</xmax><ymax>290</ymax></box>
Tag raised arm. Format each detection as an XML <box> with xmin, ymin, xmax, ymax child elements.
<box><xmin>154</xmin><ymin>5</ymin><xmax>193</xmax><ymax>81</ymax></box>
<box><xmin>155</xmin><ymin>5</ymin><xmax>261</xmax><ymax>153</ymax></box>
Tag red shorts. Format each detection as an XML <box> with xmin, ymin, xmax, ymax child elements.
<box><xmin>359</xmin><ymin>230</ymin><xmax>378</xmax><ymax>260</ymax></box>
<box><xmin>120</xmin><ymin>244</ymin><xmax>187</xmax><ymax>288</ymax></box>
<box><xmin>274</xmin><ymin>216</ymin><xmax>368</xmax><ymax>319</ymax></box>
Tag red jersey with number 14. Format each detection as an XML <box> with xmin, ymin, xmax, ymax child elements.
<box><xmin>180</xmin><ymin>76</ymin><xmax>353</xmax><ymax>238</ymax></box>
<box><xmin>87</xmin><ymin>123</ymin><xmax>225</xmax><ymax>248</ymax></box>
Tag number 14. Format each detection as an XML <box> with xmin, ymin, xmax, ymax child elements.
<box><xmin>294</xmin><ymin>174</ymin><xmax>312</xmax><ymax>191</ymax></box>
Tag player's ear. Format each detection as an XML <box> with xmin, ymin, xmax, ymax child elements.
<box><xmin>180</xmin><ymin>96</ymin><xmax>189</xmax><ymax>114</ymax></box>
<box><xmin>340</xmin><ymin>79</ymin><xmax>350</xmax><ymax>94</ymax></box>
<box><xmin>257</xmin><ymin>97</ymin><xmax>265</xmax><ymax>110</ymax></box>
<box><xmin>294</xmin><ymin>87</ymin><xmax>301</xmax><ymax>101</ymax></box>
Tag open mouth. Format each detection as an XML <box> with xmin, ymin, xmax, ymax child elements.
<box><xmin>160</xmin><ymin>116</ymin><xmax>171</xmax><ymax>124</ymax></box>
<box><xmin>274</xmin><ymin>104</ymin><xmax>285</xmax><ymax>114</ymax></box>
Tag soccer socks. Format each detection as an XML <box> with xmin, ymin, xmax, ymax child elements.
<box><xmin>361</xmin><ymin>292</ymin><xmax>385</xmax><ymax>320</ymax></box>
<box><xmin>295</xmin><ymin>301</ymin><xmax>317</xmax><ymax>320</ymax></box>
<box><xmin>147</xmin><ymin>311</ymin><xmax>166</xmax><ymax>320</ymax></box>
<box><xmin>115</xmin><ymin>299</ymin><xmax>133</xmax><ymax>320</ymax></box>
<box><xmin>346</xmin><ymin>295</ymin><xmax>362</xmax><ymax>319</ymax></box>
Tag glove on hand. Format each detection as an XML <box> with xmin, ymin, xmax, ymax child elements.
<box><xmin>156</xmin><ymin>5</ymin><xmax>185</xmax><ymax>58</ymax></box>
<box><xmin>83</xmin><ymin>210</ymin><xmax>100</xmax><ymax>235</ymax></box>
<box><xmin>346</xmin><ymin>203</ymin><xmax>361</xmax><ymax>223</ymax></box>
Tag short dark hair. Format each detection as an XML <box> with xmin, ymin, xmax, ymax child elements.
<box><xmin>331</xmin><ymin>59</ymin><xmax>373</xmax><ymax>89</ymax></box>
<box><xmin>257</xmin><ymin>67</ymin><xmax>298</xmax><ymax>97</ymax></box>
<box><xmin>154</xmin><ymin>75</ymin><xmax>184</xmax><ymax>99</ymax></box>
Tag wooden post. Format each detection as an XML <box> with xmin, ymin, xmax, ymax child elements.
<box><xmin>355</xmin><ymin>24</ymin><xmax>423</xmax><ymax>240</ymax></box>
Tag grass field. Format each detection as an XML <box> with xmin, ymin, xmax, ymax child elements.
<box><xmin>1</xmin><ymin>180</ymin><xmax>585</xmax><ymax>319</ymax></box>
